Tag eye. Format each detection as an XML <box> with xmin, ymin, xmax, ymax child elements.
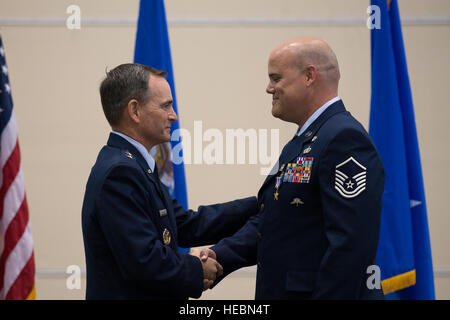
<box><xmin>270</xmin><ymin>76</ymin><xmax>281</xmax><ymax>83</ymax></box>
<box><xmin>161</xmin><ymin>102</ymin><xmax>173</xmax><ymax>111</ymax></box>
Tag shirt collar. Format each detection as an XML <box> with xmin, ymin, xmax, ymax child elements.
<box><xmin>111</xmin><ymin>131</ymin><xmax>155</xmax><ymax>172</ymax></box>
<box><xmin>297</xmin><ymin>96</ymin><xmax>341</xmax><ymax>136</ymax></box>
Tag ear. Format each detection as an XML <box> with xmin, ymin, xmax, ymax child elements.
<box><xmin>126</xmin><ymin>99</ymin><xmax>140</xmax><ymax>124</ymax></box>
<box><xmin>304</xmin><ymin>65</ymin><xmax>317</xmax><ymax>87</ymax></box>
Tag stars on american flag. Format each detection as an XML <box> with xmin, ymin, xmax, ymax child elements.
<box><xmin>1</xmin><ymin>45</ymin><xmax>10</xmax><ymax>113</ymax></box>
<box><xmin>0</xmin><ymin>46</ymin><xmax>11</xmax><ymax>113</ymax></box>
<box><xmin>1</xmin><ymin>72</ymin><xmax>10</xmax><ymax>113</ymax></box>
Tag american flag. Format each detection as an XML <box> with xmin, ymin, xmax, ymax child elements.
<box><xmin>0</xmin><ymin>34</ymin><xmax>35</xmax><ymax>300</ymax></box>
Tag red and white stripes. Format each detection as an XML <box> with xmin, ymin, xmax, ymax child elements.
<box><xmin>0</xmin><ymin>111</ymin><xmax>35</xmax><ymax>300</ymax></box>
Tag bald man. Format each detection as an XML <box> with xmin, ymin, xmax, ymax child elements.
<box><xmin>207</xmin><ymin>38</ymin><xmax>385</xmax><ymax>299</ymax></box>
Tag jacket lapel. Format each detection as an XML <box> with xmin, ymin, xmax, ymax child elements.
<box><xmin>107</xmin><ymin>133</ymin><xmax>168</xmax><ymax>204</ymax></box>
<box><xmin>259</xmin><ymin>134</ymin><xmax>303</xmax><ymax>190</ymax></box>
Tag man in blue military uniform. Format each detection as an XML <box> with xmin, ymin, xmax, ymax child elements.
<box><xmin>204</xmin><ymin>37</ymin><xmax>385</xmax><ymax>299</ymax></box>
<box><xmin>81</xmin><ymin>63</ymin><xmax>258</xmax><ymax>299</ymax></box>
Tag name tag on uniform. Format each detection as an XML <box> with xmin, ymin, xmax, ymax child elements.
<box><xmin>283</xmin><ymin>157</ymin><xmax>314</xmax><ymax>183</ymax></box>
<box><xmin>159</xmin><ymin>209</ymin><xmax>167</xmax><ymax>217</ymax></box>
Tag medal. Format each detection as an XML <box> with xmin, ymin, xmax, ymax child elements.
<box><xmin>275</xmin><ymin>176</ymin><xmax>282</xmax><ymax>189</ymax></box>
<box><xmin>274</xmin><ymin>172</ymin><xmax>284</xmax><ymax>200</ymax></box>
<box><xmin>162</xmin><ymin>228</ymin><xmax>171</xmax><ymax>245</ymax></box>
<box><xmin>274</xmin><ymin>190</ymin><xmax>279</xmax><ymax>200</ymax></box>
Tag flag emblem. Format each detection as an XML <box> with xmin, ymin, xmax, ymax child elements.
<box><xmin>335</xmin><ymin>156</ymin><xmax>367</xmax><ymax>199</ymax></box>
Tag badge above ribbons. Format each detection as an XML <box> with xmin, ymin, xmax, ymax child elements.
<box><xmin>335</xmin><ymin>157</ymin><xmax>367</xmax><ymax>199</ymax></box>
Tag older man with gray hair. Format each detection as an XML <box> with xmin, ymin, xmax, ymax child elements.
<box><xmin>81</xmin><ymin>63</ymin><xmax>258</xmax><ymax>300</ymax></box>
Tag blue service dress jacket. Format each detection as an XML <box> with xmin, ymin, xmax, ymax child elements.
<box><xmin>212</xmin><ymin>100</ymin><xmax>385</xmax><ymax>299</ymax></box>
<box><xmin>81</xmin><ymin>133</ymin><xmax>258</xmax><ymax>300</ymax></box>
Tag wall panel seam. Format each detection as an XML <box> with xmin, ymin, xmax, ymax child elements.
<box><xmin>0</xmin><ymin>16</ymin><xmax>449</xmax><ymax>27</ymax></box>
<box><xmin>36</xmin><ymin>267</ymin><xmax>450</xmax><ymax>278</ymax></box>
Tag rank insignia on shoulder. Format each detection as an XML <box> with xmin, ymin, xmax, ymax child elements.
<box><xmin>163</xmin><ymin>228</ymin><xmax>171</xmax><ymax>245</ymax></box>
<box><xmin>125</xmin><ymin>150</ymin><xmax>133</xmax><ymax>159</ymax></box>
<box><xmin>335</xmin><ymin>156</ymin><xmax>366</xmax><ymax>199</ymax></box>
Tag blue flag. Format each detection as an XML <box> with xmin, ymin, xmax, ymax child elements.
<box><xmin>369</xmin><ymin>0</ymin><xmax>435</xmax><ymax>299</ymax></box>
<box><xmin>134</xmin><ymin>0</ymin><xmax>189</xmax><ymax>252</ymax></box>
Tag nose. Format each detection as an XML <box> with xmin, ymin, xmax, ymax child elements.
<box><xmin>266</xmin><ymin>82</ymin><xmax>275</xmax><ymax>95</ymax></box>
<box><xmin>168</xmin><ymin>106</ymin><xmax>178</xmax><ymax>122</ymax></box>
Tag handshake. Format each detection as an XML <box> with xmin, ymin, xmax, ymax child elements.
<box><xmin>190</xmin><ymin>248</ymin><xmax>222</xmax><ymax>291</ymax></box>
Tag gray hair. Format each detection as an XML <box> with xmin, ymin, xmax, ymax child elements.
<box><xmin>99</xmin><ymin>63</ymin><xmax>167</xmax><ymax>126</ymax></box>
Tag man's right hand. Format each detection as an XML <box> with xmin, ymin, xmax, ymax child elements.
<box><xmin>201</xmin><ymin>257</ymin><xmax>222</xmax><ymax>290</ymax></box>
<box><xmin>200</xmin><ymin>247</ymin><xmax>217</xmax><ymax>263</ymax></box>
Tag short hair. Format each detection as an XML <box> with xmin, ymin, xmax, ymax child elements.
<box><xmin>99</xmin><ymin>63</ymin><xmax>167</xmax><ymax>126</ymax></box>
<box><xmin>294</xmin><ymin>43</ymin><xmax>340</xmax><ymax>85</ymax></box>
